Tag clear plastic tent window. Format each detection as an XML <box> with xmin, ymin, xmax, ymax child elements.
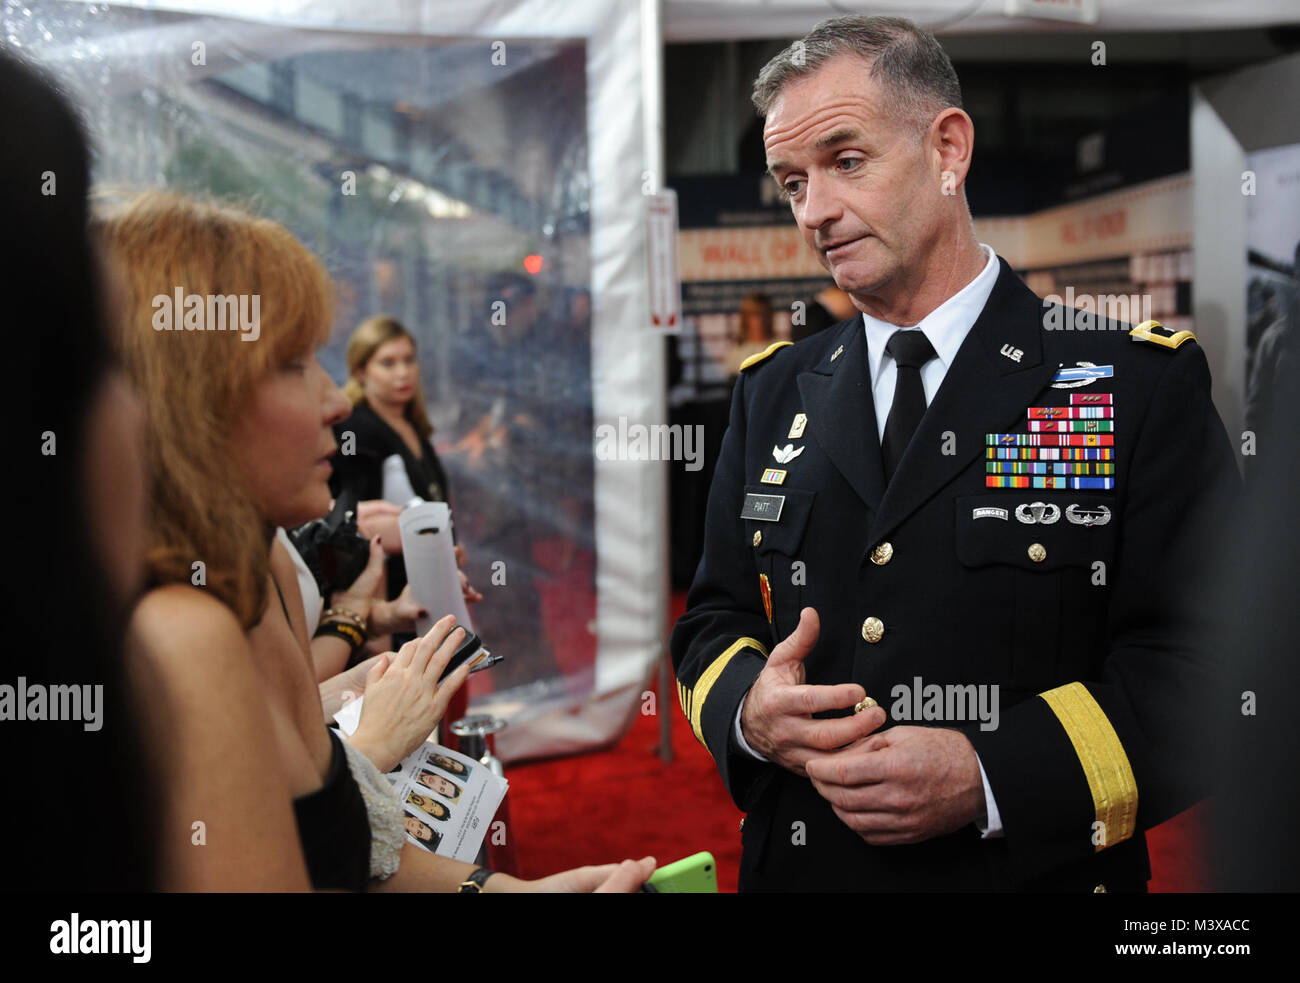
<box><xmin>12</xmin><ymin>0</ymin><xmax>663</xmax><ymax>762</ymax></box>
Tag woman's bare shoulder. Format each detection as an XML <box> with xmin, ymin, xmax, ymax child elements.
<box><xmin>127</xmin><ymin>584</ymin><xmax>253</xmax><ymax>679</ymax></box>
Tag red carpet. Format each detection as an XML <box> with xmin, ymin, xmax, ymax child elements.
<box><xmin>502</xmin><ymin>590</ymin><xmax>1210</xmax><ymax>892</ymax></box>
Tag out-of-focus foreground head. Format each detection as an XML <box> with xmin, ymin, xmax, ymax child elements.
<box><xmin>6</xmin><ymin>48</ymin><xmax>157</xmax><ymax>889</ymax></box>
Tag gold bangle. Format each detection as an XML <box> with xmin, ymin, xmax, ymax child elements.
<box><xmin>322</xmin><ymin>607</ymin><xmax>367</xmax><ymax>632</ymax></box>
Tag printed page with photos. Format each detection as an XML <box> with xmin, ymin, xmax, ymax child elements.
<box><xmin>333</xmin><ymin>697</ymin><xmax>508</xmax><ymax>862</ymax></box>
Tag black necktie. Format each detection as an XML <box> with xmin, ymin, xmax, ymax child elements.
<box><xmin>881</xmin><ymin>329</ymin><xmax>937</xmax><ymax>482</ymax></box>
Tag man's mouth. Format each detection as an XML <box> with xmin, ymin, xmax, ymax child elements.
<box><xmin>823</xmin><ymin>235</ymin><xmax>866</xmax><ymax>257</ymax></box>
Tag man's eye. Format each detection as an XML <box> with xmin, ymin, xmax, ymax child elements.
<box><xmin>782</xmin><ymin>179</ymin><xmax>804</xmax><ymax>200</ymax></box>
<box><xmin>836</xmin><ymin>156</ymin><xmax>863</xmax><ymax>172</ymax></box>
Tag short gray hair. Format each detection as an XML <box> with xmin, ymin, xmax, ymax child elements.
<box><xmin>752</xmin><ymin>15</ymin><xmax>962</xmax><ymax>137</ymax></box>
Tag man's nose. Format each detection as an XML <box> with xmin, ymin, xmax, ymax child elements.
<box><xmin>799</xmin><ymin>173</ymin><xmax>842</xmax><ymax>235</ymax></box>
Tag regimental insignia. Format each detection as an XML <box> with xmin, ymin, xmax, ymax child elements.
<box><xmin>1028</xmin><ymin>406</ymin><xmax>1113</xmax><ymax>420</ymax></box>
<box><xmin>1066</xmin><ymin>504</ymin><xmax>1112</xmax><ymax>526</ymax></box>
<box><xmin>1130</xmin><ymin>319</ymin><xmax>1197</xmax><ymax>351</ymax></box>
<box><xmin>1070</xmin><ymin>393</ymin><xmax>1112</xmax><ymax>405</ymax></box>
<box><xmin>1050</xmin><ymin>362</ymin><xmax>1114</xmax><ymax>389</ymax></box>
<box><xmin>759</xmin><ymin>574</ymin><xmax>773</xmax><ymax>623</ymax></box>
<box><xmin>772</xmin><ymin>443</ymin><xmax>804</xmax><ymax>464</ymax></box>
<box><xmin>761</xmin><ymin>468</ymin><xmax>787</xmax><ymax>485</ymax></box>
<box><xmin>973</xmin><ymin>506</ymin><xmax>1009</xmax><ymax>521</ymax></box>
<box><xmin>788</xmin><ymin>413</ymin><xmax>808</xmax><ymax>439</ymax></box>
<box><xmin>1015</xmin><ymin>501</ymin><xmax>1061</xmax><ymax>525</ymax></box>
<box><xmin>831</xmin><ymin>344</ymin><xmax>844</xmax><ymax>362</ymax></box>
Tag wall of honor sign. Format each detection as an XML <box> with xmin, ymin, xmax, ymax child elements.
<box><xmin>677</xmin><ymin>226</ymin><xmax>826</xmax><ymax>282</ymax></box>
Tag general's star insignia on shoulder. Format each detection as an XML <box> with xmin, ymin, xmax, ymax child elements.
<box><xmin>1130</xmin><ymin>319</ymin><xmax>1197</xmax><ymax>351</ymax></box>
<box><xmin>739</xmin><ymin>341</ymin><xmax>793</xmax><ymax>371</ymax></box>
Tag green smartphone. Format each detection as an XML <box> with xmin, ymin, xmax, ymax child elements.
<box><xmin>643</xmin><ymin>851</ymin><xmax>718</xmax><ymax>893</ymax></box>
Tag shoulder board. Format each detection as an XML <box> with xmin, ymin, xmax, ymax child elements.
<box><xmin>740</xmin><ymin>341</ymin><xmax>793</xmax><ymax>371</ymax></box>
<box><xmin>1130</xmin><ymin>320</ymin><xmax>1196</xmax><ymax>351</ymax></box>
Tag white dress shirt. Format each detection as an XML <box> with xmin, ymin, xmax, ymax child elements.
<box><xmin>276</xmin><ymin>527</ymin><xmax>323</xmax><ymax>635</ymax></box>
<box><xmin>733</xmin><ymin>244</ymin><xmax>1006</xmax><ymax>837</ymax></box>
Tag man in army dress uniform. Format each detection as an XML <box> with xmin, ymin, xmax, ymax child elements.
<box><xmin>670</xmin><ymin>15</ymin><xmax>1240</xmax><ymax>891</ymax></box>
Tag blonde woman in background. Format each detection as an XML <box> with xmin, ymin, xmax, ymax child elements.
<box><xmin>331</xmin><ymin>316</ymin><xmax>481</xmax><ymax>645</ymax></box>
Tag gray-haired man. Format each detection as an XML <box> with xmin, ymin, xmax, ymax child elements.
<box><xmin>671</xmin><ymin>16</ymin><xmax>1238</xmax><ymax>891</ymax></box>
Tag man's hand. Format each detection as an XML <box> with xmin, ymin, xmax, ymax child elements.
<box><xmin>740</xmin><ymin>607</ymin><xmax>885</xmax><ymax>776</ymax></box>
<box><xmin>804</xmin><ymin>726</ymin><xmax>986</xmax><ymax>845</ymax></box>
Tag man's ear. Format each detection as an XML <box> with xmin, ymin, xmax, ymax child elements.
<box><xmin>931</xmin><ymin>107</ymin><xmax>974</xmax><ymax>193</ymax></box>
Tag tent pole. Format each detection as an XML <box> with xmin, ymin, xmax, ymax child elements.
<box><xmin>642</xmin><ymin>0</ymin><xmax>674</xmax><ymax>765</ymax></box>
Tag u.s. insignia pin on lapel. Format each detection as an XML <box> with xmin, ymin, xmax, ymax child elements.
<box><xmin>831</xmin><ymin>344</ymin><xmax>844</xmax><ymax>362</ymax></box>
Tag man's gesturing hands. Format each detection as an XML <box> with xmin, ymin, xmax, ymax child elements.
<box><xmin>805</xmin><ymin>726</ymin><xmax>986</xmax><ymax>845</ymax></box>
<box><xmin>741</xmin><ymin>607</ymin><xmax>987</xmax><ymax>845</ymax></box>
<box><xmin>739</xmin><ymin>608</ymin><xmax>885</xmax><ymax>776</ymax></box>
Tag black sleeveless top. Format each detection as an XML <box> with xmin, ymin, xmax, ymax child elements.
<box><xmin>292</xmin><ymin>728</ymin><xmax>372</xmax><ymax>892</ymax></box>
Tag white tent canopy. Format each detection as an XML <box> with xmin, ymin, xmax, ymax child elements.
<box><xmin>662</xmin><ymin>0</ymin><xmax>1300</xmax><ymax>41</ymax></box>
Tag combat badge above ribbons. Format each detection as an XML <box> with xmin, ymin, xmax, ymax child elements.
<box><xmin>1050</xmin><ymin>362</ymin><xmax>1113</xmax><ymax>389</ymax></box>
